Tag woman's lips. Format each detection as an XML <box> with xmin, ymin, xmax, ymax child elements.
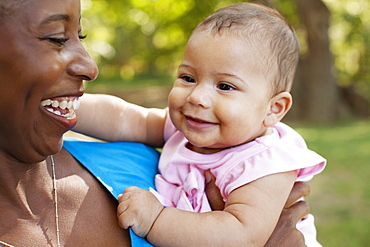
<box><xmin>41</xmin><ymin>97</ymin><xmax>80</xmax><ymax>117</ymax></box>
<box><xmin>41</xmin><ymin>97</ymin><xmax>80</xmax><ymax>129</ymax></box>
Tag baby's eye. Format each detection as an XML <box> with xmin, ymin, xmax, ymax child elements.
<box><xmin>180</xmin><ymin>75</ymin><xmax>196</xmax><ymax>83</ymax></box>
<box><xmin>217</xmin><ymin>83</ymin><xmax>235</xmax><ymax>91</ymax></box>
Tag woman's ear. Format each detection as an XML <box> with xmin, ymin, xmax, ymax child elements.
<box><xmin>263</xmin><ymin>92</ymin><xmax>292</xmax><ymax>127</ymax></box>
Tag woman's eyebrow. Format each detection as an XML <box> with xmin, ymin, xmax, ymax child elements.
<box><xmin>40</xmin><ymin>14</ymin><xmax>70</xmax><ymax>26</ymax></box>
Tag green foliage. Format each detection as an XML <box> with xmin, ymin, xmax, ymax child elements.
<box><xmin>323</xmin><ymin>0</ymin><xmax>370</xmax><ymax>99</ymax></box>
<box><xmin>81</xmin><ymin>0</ymin><xmax>242</xmax><ymax>80</ymax></box>
<box><xmin>81</xmin><ymin>0</ymin><xmax>370</xmax><ymax>100</ymax></box>
<box><xmin>292</xmin><ymin>119</ymin><xmax>370</xmax><ymax>246</ymax></box>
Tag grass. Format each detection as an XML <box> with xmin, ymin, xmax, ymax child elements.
<box><xmin>290</xmin><ymin>119</ymin><xmax>370</xmax><ymax>247</ymax></box>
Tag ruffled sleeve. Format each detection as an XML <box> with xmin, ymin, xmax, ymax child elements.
<box><xmin>216</xmin><ymin>122</ymin><xmax>326</xmax><ymax>199</ymax></box>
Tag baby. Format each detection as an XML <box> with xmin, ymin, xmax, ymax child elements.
<box><xmin>75</xmin><ymin>3</ymin><xmax>325</xmax><ymax>246</ymax></box>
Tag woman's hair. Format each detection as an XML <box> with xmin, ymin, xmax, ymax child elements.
<box><xmin>192</xmin><ymin>3</ymin><xmax>299</xmax><ymax>95</ymax></box>
<box><xmin>0</xmin><ymin>1</ymin><xmax>14</xmax><ymax>15</ymax></box>
<box><xmin>0</xmin><ymin>0</ymin><xmax>23</xmax><ymax>23</ymax></box>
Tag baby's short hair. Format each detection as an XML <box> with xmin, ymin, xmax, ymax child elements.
<box><xmin>192</xmin><ymin>3</ymin><xmax>299</xmax><ymax>95</ymax></box>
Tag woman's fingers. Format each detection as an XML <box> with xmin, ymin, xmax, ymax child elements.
<box><xmin>204</xmin><ymin>170</ymin><xmax>225</xmax><ymax>211</ymax></box>
<box><xmin>285</xmin><ymin>182</ymin><xmax>310</xmax><ymax>208</ymax></box>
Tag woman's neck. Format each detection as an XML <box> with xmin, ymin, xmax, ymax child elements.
<box><xmin>0</xmin><ymin>156</ymin><xmax>53</xmax><ymax>216</ymax></box>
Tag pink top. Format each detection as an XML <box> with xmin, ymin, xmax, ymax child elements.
<box><xmin>151</xmin><ymin>118</ymin><xmax>326</xmax><ymax>246</ymax></box>
<box><xmin>153</xmin><ymin>118</ymin><xmax>326</xmax><ymax>213</ymax></box>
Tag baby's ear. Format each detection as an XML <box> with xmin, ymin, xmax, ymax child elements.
<box><xmin>263</xmin><ymin>92</ymin><xmax>292</xmax><ymax>127</ymax></box>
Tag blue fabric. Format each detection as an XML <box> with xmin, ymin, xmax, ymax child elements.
<box><xmin>63</xmin><ymin>138</ymin><xmax>159</xmax><ymax>247</ymax></box>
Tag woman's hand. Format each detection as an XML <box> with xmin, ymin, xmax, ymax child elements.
<box><xmin>264</xmin><ymin>200</ymin><xmax>309</xmax><ymax>246</ymax></box>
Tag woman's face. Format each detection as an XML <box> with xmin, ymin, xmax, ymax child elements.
<box><xmin>0</xmin><ymin>0</ymin><xmax>98</xmax><ymax>163</ymax></box>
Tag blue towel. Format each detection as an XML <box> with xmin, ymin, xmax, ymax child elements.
<box><xmin>63</xmin><ymin>138</ymin><xmax>159</xmax><ymax>247</ymax></box>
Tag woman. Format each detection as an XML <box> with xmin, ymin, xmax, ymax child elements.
<box><xmin>0</xmin><ymin>0</ymin><xmax>311</xmax><ymax>246</ymax></box>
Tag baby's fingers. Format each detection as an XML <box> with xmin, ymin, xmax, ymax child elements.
<box><xmin>117</xmin><ymin>206</ymin><xmax>135</xmax><ymax>229</ymax></box>
<box><xmin>117</xmin><ymin>187</ymin><xmax>138</xmax><ymax>225</ymax></box>
<box><xmin>117</xmin><ymin>199</ymin><xmax>129</xmax><ymax>216</ymax></box>
<box><xmin>118</xmin><ymin>186</ymin><xmax>139</xmax><ymax>202</ymax></box>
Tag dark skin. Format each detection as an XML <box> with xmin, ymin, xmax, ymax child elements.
<box><xmin>0</xmin><ymin>0</ymin><xmax>309</xmax><ymax>246</ymax></box>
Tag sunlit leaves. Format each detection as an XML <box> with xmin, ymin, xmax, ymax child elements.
<box><xmin>81</xmin><ymin>0</ymin><xmax>370</xmax><ymax>100</ymax></box>
<box><xmin>324</xmin><ymin>0</ymin><xmax>370</xmax><ymax>96</ymax></box>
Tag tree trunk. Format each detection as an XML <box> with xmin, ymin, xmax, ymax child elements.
<box><xmin>291</xmin><ymin>0</ymin><xmax>344</xmax><ymax>121</ymax></box>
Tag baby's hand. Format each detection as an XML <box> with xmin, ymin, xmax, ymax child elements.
<box><xmin>117</xmin><ymin>186</ymin><xmax>164</xmax><ymax>238</ymax></box>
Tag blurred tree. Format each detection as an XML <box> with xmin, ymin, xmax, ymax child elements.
<box><xmin>291</xmin><ymin>0</ymin><xmax>342</xmax><ymax>121</ymax></box>
<box><xmin>324</xmin><ymin>0</ymin><xmax>370</xmax><ymax>117</ymax></box>
<box><xmin>289</xmin><ymin>0</ymin><xmax>369</xmax><ymax>120</ymax></box>
<box><xmin>81</xmin><ymin>0</ymin><xmax>369</xmax><ymax>121</ymax></box>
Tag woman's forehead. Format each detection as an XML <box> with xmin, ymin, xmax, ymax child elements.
<box><xmin>1</xmin><ymin>0</ymin><xmax>80</xmax><ymax>18</ymax></box>
<box><xmin>0</xmin><ymin>0</ymin><xmax>81</xmax><ymax>29</ymax></box>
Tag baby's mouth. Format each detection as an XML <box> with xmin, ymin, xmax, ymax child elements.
<box><xmin>41</xmin><ymin>97</ymin><xmax>80</xmax><ymax>118</ymax></box>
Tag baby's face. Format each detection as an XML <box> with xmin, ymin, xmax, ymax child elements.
<box><xmin>168</xmin><ymin>31</ymin><xmax>273</xmax><ymax>154</ymax></box>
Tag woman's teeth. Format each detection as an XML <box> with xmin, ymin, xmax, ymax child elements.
<box><xmin>41</xmin><ymin>98</ymin><xmax>80</xmax><ymax>118</ymax></box>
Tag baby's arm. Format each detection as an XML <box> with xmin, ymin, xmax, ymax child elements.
<box><xmin>74</xmin><ymin>93</ymin><xmax>166</xmax><ymax>147</ymax></box>
<box><xmin>118</xmin><ymin>171</ymin><xmax>297</xmax><ymax>246</ymax></box>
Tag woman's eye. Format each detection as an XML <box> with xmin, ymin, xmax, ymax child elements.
<box><xmin>47</xmin><ymin>37</ymin><xmax>69</xmax><ymax>46</ymax></box>
<box><xmin>218</xmin><ymin>83</ymin><xmax>235</xmax><ymax>91</ymax></box>
<box><xmin>79</xmin><ymin>34</ymin><xmax>87</xmax><ymax>41</ymax></box>
<box><xmin>180</xmin><ymin>75</ymin><xmax>195</xmax><ymax>83</ymax></box>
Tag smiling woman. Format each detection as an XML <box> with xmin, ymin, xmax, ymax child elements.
<box><xmin>0</xmin><ymin>0</ymin><xmax>139</xmax><ymax>246</ymax></box>
<box><xmin>0</xmin><ymin>0</ymin><xmax>96</xmax><ymax>162</ymax></box>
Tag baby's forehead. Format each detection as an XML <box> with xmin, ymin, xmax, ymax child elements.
<box><xmin>188</xmin><ymin>29</ymin><xmax>278</xmax><ymax>86</ymax></box>
<box><xmin>185</xmin><ymin>31</ymin><xmax>271</xmax><ymax>77</ymax></box>
<box><xmin>190</xmin><ymin>28</ymin><xmax>272</xmax><ymax>60</ymax></box>
<box><xmin>194</xmin><ymin>23</ymin><xmax>272</xmax><ymax>48</ymax></box>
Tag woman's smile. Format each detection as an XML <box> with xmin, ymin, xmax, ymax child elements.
<box><xmin>41</xmin><ymin>96</ymin><xmax>81</xmax><ymax>129</ymax></box>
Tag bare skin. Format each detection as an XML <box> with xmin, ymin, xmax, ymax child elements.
<box><xmin>0</xmin><ymin>150</ymin><xmax>131</xmax><ymax>246</ymax></box>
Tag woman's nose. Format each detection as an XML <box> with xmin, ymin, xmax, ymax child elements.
<box><xmin>187</xmin><ymin>84</ymin><xmax>212</xmax><ymax>108</ymax></box>
<box><xmin>67</xmin><ymin>42</ymin><xmax>99</xmax><ymax>81</ymax></box>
